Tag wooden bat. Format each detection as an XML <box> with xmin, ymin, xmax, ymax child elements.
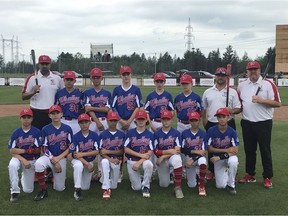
<box><xmin>31</xmin><ymin>49</ymin><xmax>39</xmax><ymax>93</ymax></box>
<box><xmin>226</xmin><ymin>64</ymin><xmax>232</xmax><ymax>107</ymax></box>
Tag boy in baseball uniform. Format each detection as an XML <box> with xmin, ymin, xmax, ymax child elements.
<box><xmin>207</xmin><ymin>108</ymin><xmax>239</xmax><ymax>195</ymax></box>
<box><xmin>8</xmin><ymin>108</ymin><xmax>42</xmax><ymax>203</ymax></box>
<box><xmin>154</xmin><ymin>110</ymin><xmax>184</xmax><ymax>199</ymax></box>
<box><xmin>99</xmin><ymin>111</ymin><xmax>125</xmax><ymax>200</ymax></box>
<box><xmin>124</xmin><ymin>110</ymin><xmax>154</xmax><ymax>198</ymax></box>
<box><xmin>181</xmin><ymin>112</ymin><xmax>207</xmax><ymax>196</ymax></box>
<box><xmin>69</xmin><ymin>114</ymin><xmax>99</xmax><ymax>201</ymax></box>
<box><xmin>33</xmin><ymin>105</ymin><xmax>73</xmax><ymax>201</ymax></box>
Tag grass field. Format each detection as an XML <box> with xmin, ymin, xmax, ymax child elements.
<box><xmin>0</xmin><ymin>86</ymin><xmax>288</xmax><ymax>215</ymax></box>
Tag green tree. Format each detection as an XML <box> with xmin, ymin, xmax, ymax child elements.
<box><xmin>207</xmin><ymin>49</ymin><xmax>221</xmax><ymax>73</ymax></box>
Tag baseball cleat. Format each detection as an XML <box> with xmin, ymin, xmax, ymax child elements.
<box><xmin>92</xmin><ymin>171</ymin><xmax>102</xmax><ymax>182</ymax></box>
<box><xmin>34</xmin><ymin>189</ymin><xmax>48</xmax><ymax>201</ymax></box>
<box><xmin>263</xmin><ymin>178</ymin><xmax>273</xmax><ymax>189</ymax></box>
<box><xmin>142</xmin><ymin>187</ymin><xmax>150</xmax><ymax>198</ymax></box>
<box><xmin>239</xmin><ymin>174</ymin><xmax>256</xmax><ymax>183</ymax></box>
<box><xmin>206</xmin><ymin>172</ymin><xmax>214</xmax><ymax>181</ymax></box>
<box><xmin>174</xmin><ymin>186</ymin><xmax>184</xmax><ymax>199</ymax></box>
<box><xmin>118</xmin><ymin>172</ymin><xmax>123</xmax><ymax>183</ymax></box>
<box><xmin>102</xmin><ymin>189</ymin><xmax>111</xmax><ymax>200</ymax></box>
<box><xmin>198</xmin><ymin>187</ymin><xmax>207</xmax><ymax>196</ymax></box>
<box><xmin>10</xmin><ymin>193</ymin><xmax>19</xmax><ymax>203</ymax></box>
<box><xmin>170</xmin><ymin>173</ymin><xmax>174</xmax><ymax>184</ymax></box>
<box><xmin>74</xmin><ymin>189</ymin><xmax>83</xmax><ymax>201</ymax></box>
<box><xmin>227</xmin><ymin>185</ymin><xmax>237</xmax><ymax>195</ymax></box>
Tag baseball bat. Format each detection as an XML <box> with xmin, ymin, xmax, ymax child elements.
<box><xmin>255</xmin><ymin>54</ymin><xmax>275</xmax><ymax>96</ymax></box>
<box><xmin>31</xmin><ymin>49</ymin><xmax>39</xmax><ymax>93</ymax></box>
<box><xmin>226</xmin><ymin>64</ymin><xmax>232</xmax><ymax>107</ymax></box>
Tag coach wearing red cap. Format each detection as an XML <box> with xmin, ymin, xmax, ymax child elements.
<box><xmin>237</xmin><ymin>61</ymin><xmax>281</xmax><ymax>188</ymax></box>
<box><xmin>22</xmin><ymin>55</ymin><xmax>64</xmax><ymax>130</ymax></box>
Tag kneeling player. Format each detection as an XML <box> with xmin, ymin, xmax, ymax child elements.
<box><xmin>207</xmin><ymin>108</ymin><xmax>239</xmax><ymax>195</ymax></box>
<box><xmin>34</xmin><ymin>105</ymin><xmax>73</xmax><ymax>201</ymax></box>
<box><xmin>154</xmin><ymin>110</ymin><xmax>184</xmax><ymax>199</ymax></box>
<box><xmin>99</xmin><ymin>111</ymin><xmax>125</xmax><ymax>200</ymax></box>
<box><xmin>181</xmin><ymin>112</ymin><xmax>207</xmax><ymax>196</ymax></box>
<box><xmin>124</xmin><ymin>110</ymin><xmax>154</xmax><ymax>198</ymax></box>
<box><xmin>69</xmin><ymin>114</ymin><xmax>99</xmax><ymax>201</ymax></box>
<box><xmin>8</xmin><ymin>108</ymin><xmax>42</xmax><ymax>202</ymax></box>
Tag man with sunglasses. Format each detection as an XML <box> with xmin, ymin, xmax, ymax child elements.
<box><xmin>54</xmin><ymin>71</ymin><xmax>84</xmax><ymax>135</ymax></box>
<box><xmin>22</xmin><ymin>55</ymin><xmax>64</xmax><ymax>130</ymax></box>
<box><xmin>202</xmin><ymin>67</ymin><xmax>241</xmax><ymax>181</ymax></box>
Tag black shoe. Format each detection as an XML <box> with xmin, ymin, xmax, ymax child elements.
<box><xmin>34</xmin><ymin>190</ymin><xmax>48</xmax><ymax>201</ymax></box>
<box><xmin>74</xmin><ymin>189</ymin><xmax>83</xmax><ymax>201</ymax></box>
<box><xmin>10</xmin><ymin>193</ymin><xmax>19</xmax><ymax>203</ymax></box>
<box><xmin>227</xmin><ymin>185</ymin><xmax>237</xmax><ymax>195</ymax></box>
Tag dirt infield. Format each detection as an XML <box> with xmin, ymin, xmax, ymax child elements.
<box><xmin>0</xmin><ymin>104</ymin><xmax>287</xmax><ymax>120</ymax></box>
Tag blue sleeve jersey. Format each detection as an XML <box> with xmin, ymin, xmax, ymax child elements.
<box><xmin>55</xmin><ymin>88</ymin><xmax>84</xmax><ymax>119</ymax></box>
<box><xmin>154</xmin><ymin>128</ymin><xmax>181</xmax><ymax>150</ymax></box>
<box><xmin>111</xmin><ymin>85</ymin><xmax>142</xmax><ymax>119</ymax></box>
<box><xmin>124</xmin><ymin>128</ymin><xmax>154</xmax><ymax>160</ymax></box>
<box><xmin>8</xmin><ymin>126</ymin><xmax>42</xmax><ymax>159</ymax></box>
<box><xmin>174</xmin><ymin>92</ymin><xmax>203</xmax><ymax>121</ymax></box>
<box><xmin>207</xmin><ymin>125</ymin><xmax>240</xmax><ymax>149</ymax></box>
<box><xmin>83</xmin><ymin>88</ymin><xmax>111</xmax><ymax>118</ymax></box>
<box><xmin>69</xmin><ymin>130</ymin><xmax>99</xmax><ymax>162</ymax></box>
<box><xmin>98</xmin><ymin>129</ymin><xmax>125</xmax><ymax>159</ymax></box>
<box><xmin>42</xmin><ymin>123</ymin><xmax>73</xmax><ymax>157</ymax></box>
<box><xmin>144</xmin><ymin>90</ymin><xmax>174</xmax><ymax>119</ymax></box>
<box><xmin>181</xmin><ymin>128</ymin><xmax>207</xmax><ymax>151</ymax></box>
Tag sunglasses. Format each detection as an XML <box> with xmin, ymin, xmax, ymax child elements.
<box><xmin>91</xmin><ymin>76</ymin><xmax>101</xmax><ymax>80</ymax></box>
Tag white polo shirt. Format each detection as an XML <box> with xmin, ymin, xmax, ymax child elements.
<box><xmin>202</xmin><ymin>85</ymin><xmax>241</xmax><ymax>123</ymax></box>
<box><xmin>237</xmin><ymin>77</ymin><xmax>281</xmax><ymax>122</ymax></box>
<box><xmin>22</xmin><ymin>71</ymin><xmax>64</xmax><ymax>110</ymax></box>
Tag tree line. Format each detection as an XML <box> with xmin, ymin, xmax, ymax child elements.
<box><xmin>0</xmin><ymin>45</ymin><xmax>275</xmax><ymax>76</ymax></box>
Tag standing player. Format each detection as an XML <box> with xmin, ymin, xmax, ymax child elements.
<box><xmin>237</xmin><ymin>61</ymin><xmax>281</xmax><ymax>188</ymax></box>
<box><xmin>112</xmin><ymin>65</ymin><xmax>142</xmax><ymax>132</ymax></box>
<box><xmin>33</xmin><ymin>105</ymin><xmax>73</xmax><ymax>201</ymax></box>
<box><xmin>154</xmin><ymin>110</ymin><xmax>184</xmax><ymax>199</ymax></box>
<box><xmin>8</xmin><ymin>108</ymin><xmax>41</xmax><ymax>202</ymax></box>
<box><xmin>174</xmin><ymin>74</ymin><xmax>204</xmax><ymax>133</ymax></box>
<box><xmin>181</xmin><ymin>112</ymin><xmax>207</xmax><ymax>196</ymax></box>
<box><xmin>124</xmin><ymin>110</ymin><xmax>154</xmax><ymax>198</ymax></box>
<box><xmin>207</xmin><ymin>108</ymin><xmax>239</xmax><ymax>195</ymax></box>
<box><xmin>99</xmin><ymin>111</ymin><xmax>125</xmax><ymax>200</ymax></box>
<box><xmin>84</xmin><ymin>68</ymin><xmax>111</xmax><ymax>135</ymax></box>
<box><xmin>202</xmin><ymin>67</ymin><xmax>241</xmax><ymax>181</ymax></box>
<box><xmin>144</xmin><ymin>72</ymin><xmax>174</xmax><ymax>132</ymax></box>
<box><xmin>69</xmin><ymin>114</ymin><xmax>99</xmax><ymax>201</ymax></box>
<box><xmin>22</xmin><ymin>55</ymin><xmax>64</xmax><ymax>130</ymax></box>
<box><xmin>55</xmin><ymin>71</ymin><xmax>84</xmax><ymax>135</ymax></box>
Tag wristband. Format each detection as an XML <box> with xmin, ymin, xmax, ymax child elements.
<box><xmin>154</xmin><ymin>149</ymin><xmax>163</xmax><ymax>157</ymax></box>
<box><xmin>219</xmin><ymin>153</ymin><xmax>229</xmax><ymax>160</ymax></box>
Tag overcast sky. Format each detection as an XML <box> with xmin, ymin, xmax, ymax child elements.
<box><xmin>1</xmin><ymin>0</ymin><xmax>287</xmax><ymax>62</ymax></box>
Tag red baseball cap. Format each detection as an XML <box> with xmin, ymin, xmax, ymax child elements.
<box><xmin>20</xmin><ymin>108</ymin><xmax>33</xmax><ymax>117</ymax></box>
<box><xmin>214</xmin><ymin>108</ymin><xmax>230</xmax><ymax>116</ymax></box>
<box><xmin>49</xmin><ymin>105</ymin><xmax>62</xmax><ymax>114</ymax></box>
<box><xmin>38</xmin><ymin>55</ymin><xmax>51</xmax><ymax>64</ymax></box>
<box><xmin>154</xmin><ymin>73</ymin><xmax>166</xmax><ymax>81</ymax></box>
<box><xmin>64</xmin><ymin>71</ymin><xmax>76</xmax><ymax>80</ymax></box>
<box><xmin>161</xmin><ymin>110</ymin><xmax>173</xmax><ymax>119</ymax></box>
<box><xmin>180</xmin><ymin>74</ymin><xmax>193</xmax><ymax>84</ymax></box>
<box><xmin>215</xmin><ymin>67</ymin><xmax>228</xmax><ymax>75</ymax></box>
<box><xmin>246</xmin><ymin>61</ymin><xmax>260</xmax><ymax>70</ymax></box>
<box><xmin>135</xmin><ymin>110</ymin><xmax>148</xmax><ymax>120</ymax></box>
<box><xmin>120</xmin><ymin>66</ymin><xmax>132</xmax><ymax>75</ymax></box>
<box><xmin>78</xmin><ymin>114</ymin><xmax>90</xmax><ymax>122</ymax></box>
<box><xmin>90</xmin><ymin>68</ymin><xmax>103</xmax><ymax>77</ymax></box>
<box><xmin>107</xmin><ymin>111</ymin><xmax>119</xmax><ymax>121</ymax></box>
<box><xmin>188</xmin><ymin>112</ymin><xmax>200</xmax><ymax>121</ymax></box>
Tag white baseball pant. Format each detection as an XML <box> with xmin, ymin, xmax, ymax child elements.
<box><xmin>149</xmin><ymin>120</ymin><xmax>163</xmax><ymax>174</ymax></box>
<box><xmin>177</xmin><ymin>122</ymin><xmax>191</xmax><ymax>134</ymax></box>
<box><xmin>35</xmin><ymin>156</ymin><xmax>67</xmax><ymax>191</ymax></box>
<box><xmin>100</xmin><ymin>158</ymin><xmax>121</xmax><ymax>190</ymax></box>
<box><xmin>157</xmin><ymin>154</ymin><xmax>182</xmax><ymax>187</ymax></box>
<box><xmin>61</xmin><ymin>118</ymin><xmax>80</xmax><ymax>135</ymax></box>
<box><xmin>116</xmin><ymin>121</ymin><xmax>136</xmax><ymax>133</ymax></box>
<box><xmin>8</xmin><ymin>157</ymin><xmax>36</xmax><ymax>194</ymax></box>
<box><xmin>214</xmin><ymin>155</ymin><xmax>238</xmax><ymax>189</ymax></box>
<box><xmin>185</xmin><ymin>156</ymin><xmax>207</xmax><ymax>188</ymax></box>
<box><xmin>71</xmin><ymin>159</ymin><xmax>93</xmax><ymax>190</ymax></box>
<box><xmin>127</xmin><ymin>159</ymin><xmax>153</xmax><ymax>190</ymax></box>
<box><xmin>89</xmin><ymin>118</ymin><xmax>108</xmax><ymax>135</ymax></box>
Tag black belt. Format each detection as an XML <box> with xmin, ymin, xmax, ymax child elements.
<box><xmin>179</xmin><ymin>120</ymin><xmax>190</xmax><ymax>124</ymax></box>
<box><xmin>63</xmin><ymin>117</ymin><xmax>76</xmax><ymax>121</ymax></box>
<box><xmin>128</xmin><ymin>158</ymin><xmax>140</xmax><ymax>161</ymax></box>
<box><xmin>152</xmin><ymin>118</ymin><xmax>161</xmax><ymax>122</ymax></box>
<box><xmin>31</xmin><ymin>108</ymin><xmax>49</xmax><ymax>113</ymax></box>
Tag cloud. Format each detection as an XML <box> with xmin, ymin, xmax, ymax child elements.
<box><xmin>233</xmin><ymin>31</ymin><xmax>256</xmax><ymax>40</ymax></box>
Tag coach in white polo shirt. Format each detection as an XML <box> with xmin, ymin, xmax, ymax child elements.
<box><xmin>22</xmin><ymin>55</ymin><xmax>64</xmax><ymax>130</ymax></box>
<box><xmin>202</xmin><ymin>67</ymin><xmax>242</xmax><ymax>180</ymax></box>
<box><xmin>237</xmin><ymin>60</ymin><xmax>281</xmax><ymax>189</ymax></box>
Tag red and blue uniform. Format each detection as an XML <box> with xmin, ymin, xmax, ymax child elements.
<box><xmin>154</xmin><ymin>128</ymin><xmax>181</xmax><ymax>150</ymax></box>
<box><xmin>99</xmin><ymin>129</ymin><xmax>125</xmax><ymax>158</ymax></box>
<box><xmin>181</xmin><ymin>128</ymin><xmax>207</xmax><ymax>151</ymax></box>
